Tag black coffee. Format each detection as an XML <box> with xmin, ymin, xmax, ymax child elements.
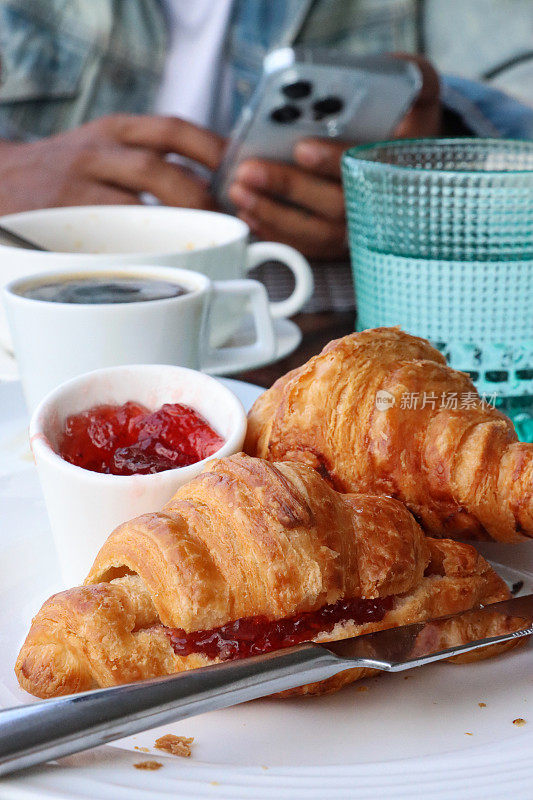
<box><xmin>19</xmin><ymin>275</ymin><xmax>188</xmax><ymax>305</ymax></box>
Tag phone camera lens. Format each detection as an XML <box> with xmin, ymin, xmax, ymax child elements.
<box><xmin>270</xmin><ymin>105</ymin><xmax>302</xmax><ymax>124</ymax></box>
<box><xmin>282</xmin><ymin>80</ymin><xmax>313</xmax><ymax>100</ymax></box>
<box><xmin>312</xmin><ymin>96</ymin><xmax>344</xmax><ymax>120</ymax></box>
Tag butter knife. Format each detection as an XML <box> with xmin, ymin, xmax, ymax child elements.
<box><xmin>0</xmin><ymin>594</ymin><xmax>531</xmax><ymax>776</ymax></box>
<box><xmin>0</xmin><ymin>223</ymin><xmax>46</xmax><ymax>251</ymax></box>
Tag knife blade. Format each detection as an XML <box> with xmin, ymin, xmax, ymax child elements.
<box><xmin>323</xmin><ymin>592</ymin><xmax>533</xmax><ymax>668</ymax></box>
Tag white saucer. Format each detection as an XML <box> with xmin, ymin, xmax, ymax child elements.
<box><xmin>212</xmin><ymin>317</ymin><xmax>302</xmax><ymax>376</ymax></box>
<box><xmin>0</xmin><ymin>318</ymin><xmax>302</xmax><ymax>382</ymax></box>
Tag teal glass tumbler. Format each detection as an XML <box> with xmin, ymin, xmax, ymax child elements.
<box><xmin>341</xmin><ymin>138</ymin><xmax>533</xmax><ymax>441</ymax></box>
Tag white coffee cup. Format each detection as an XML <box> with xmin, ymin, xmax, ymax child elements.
<box><xmin>0</xmin><ymin>205</ymin><xmax>313</xmax><ymax>346</ymax></box>
<box><xmin>4</xmin><ymin>264</ymin><xmax>276</xmax><ymax>411</ymax></box>
<box><xmin>30</xmin><ymin>364</ymin><xmax>248</xmax><ymax>585</ymax></box>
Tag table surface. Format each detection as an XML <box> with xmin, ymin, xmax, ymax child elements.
<box><xmin>235</xmin><ymin>311</ymin><xmax>354</xmax><ymax>388</ymax></box>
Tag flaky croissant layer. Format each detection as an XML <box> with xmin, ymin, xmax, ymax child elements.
<box><xmin>245</xmin><ymin>327</ymin><xmax>533</xmax><ymax>542</ymax></box>
<box><xmin>16</xmin><ymin>455</ymin><xmax>519</xmax><ymax>700</ymax></box>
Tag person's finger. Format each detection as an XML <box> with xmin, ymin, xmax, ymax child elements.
<box><xmin>239</xmin><ymin>210</ymin><xmax>347</xmax><ymax>261</ymax></box>
<box><xmin>229</xmin><ymin>183</ymin><xmax>346</xmax><ymax>260</ymax></box>
<box><xmin>85</xmin><ymin>145</ymin><xmax>214</xmax><ymax>208</ymax></box>
<box><xmin>293</xmin><ymin>138</ymin><xmax>351</xmax><ymax>179</ymax></box>
<box><xmin>78</xmin><ymin>181</ymin><xmax>139</xmax><ymax>205</ymax></box>
<box><xmin>103</xmin><ymin>114</ymin><xmax>225</xmax><ymax>171</ymax></box>
<box><xmin>392</xmin><ymin>52</ymin><xmax>440</xmax><ymax>107</ymax></box>
<box><xmin>390</xmin><ymin>53</ymin><xmax>441</xmax><ymax>138</ymax></box>
<box><xmin>234</xmin><ymin>159</ymin><xmax>345</xmax><ymax>222</ymax></box>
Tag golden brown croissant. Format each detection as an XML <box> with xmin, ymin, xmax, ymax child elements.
<box><xmin>16</xmin><ymin>454</ymin><xmax>520</xmax><ymax>700</ymax></box>
<box><xmin>245</xmin><ymin>328</ymin><xmax>533</xmax><ymax>542</ymax></box>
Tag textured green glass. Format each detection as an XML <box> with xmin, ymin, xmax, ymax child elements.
<box><xmin>341</xmin><ymin>139</ymin><xmax>533</xmax><ymax>440</ymax></box>
<box><xmin>342</xmin><ymin>138</ymin><xmax>533</xmax><ymax>261</ymax></box>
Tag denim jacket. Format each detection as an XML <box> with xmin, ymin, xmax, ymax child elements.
<box><xmin>1</xmin><ymin>0</ymin><xmax>532</xmax><ymax>142</ymax></box>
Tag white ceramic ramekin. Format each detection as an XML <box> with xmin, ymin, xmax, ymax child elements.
<box><xmin>29</xmin><ymin>365</ymin><xmax>247</xmax><ymax>586</ymax></box>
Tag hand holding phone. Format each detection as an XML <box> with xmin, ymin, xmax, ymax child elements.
<box><xmin>228</xmin><ymin>138</ymin><xmax>351</xmax><ymax>260</ymax></box>
<box><xmin>214</xmin><ymin>50</ymin><xmax>434</xmax><ymax>259</ymax></box>
<box><xmin>214</xmin><ymin>49</ymin><xmax>422</xmax><ymax>208</ymax></box>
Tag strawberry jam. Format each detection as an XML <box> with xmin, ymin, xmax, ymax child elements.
<box><xmin>59</xmin><ymin>402</ymin><xmax>224</xmax><ymax>475</ymax></box>
<box><xmin>167</xmin><ymin>596</ymin><xmax>394</xmax><ymax>661</ymax></box>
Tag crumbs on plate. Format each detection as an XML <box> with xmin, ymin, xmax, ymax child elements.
<box><xmin>134</xmin><ymin>746</ymin><xmax>150</xmax><ymax>753</ymax></box>
<box><xmin>155</xmin><ymin>734</ymin><xmax>194</xmax><ymax>757</ymax></box>
<box><xmin>513</xmin><ymin>718</ymin><xmax>527</xmax><ymax>726</ymax></box>
<box><xmin>134</xmin><ymin>760</ymin><xmax>163</xmax><ymax>771</ymax></box>
<box><xmin>478</xmin><ymin>702</ymin><xmax>486</xmax><ymax>708</ymax></box>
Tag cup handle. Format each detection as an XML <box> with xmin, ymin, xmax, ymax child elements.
<box><xmin>245</xmin><ymin>241</ymin><xmax>314</xmax><ymax>319</ymax></box>
<box><xmin>200</xmin><ymin>279</ymin><xmax>276</xmax><ymax>375</ymax></box>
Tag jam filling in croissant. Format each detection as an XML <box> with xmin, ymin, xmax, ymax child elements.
<box><xmin>166</xmin><ymin>595</ymin><xmax>395</xmax><ymax>660</ymax></box>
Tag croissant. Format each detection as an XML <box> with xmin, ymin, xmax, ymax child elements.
<box><xmin>245</xmin><ymin>328</ymin><xmax>533</xmax><ymax>542</ymax></box>
<box><xmin>16</xmin><ymin>454</ymin><xmax>520</xmax><ymax>700</ymax></box>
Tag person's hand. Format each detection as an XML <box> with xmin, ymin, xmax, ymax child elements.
<box><xmin>0</xmin><ymin>114</ymin><xmax>225</xmax><ymax>214</ymax></box>
<box><xmin>228</xmin><ymin>54</ymin><xmax>440</xmax><ymax>260</ymax></box>
<box><xmin>229</xmin><ymin>141</ymin><xmax>349</xmax><ymax>260</ymax></box>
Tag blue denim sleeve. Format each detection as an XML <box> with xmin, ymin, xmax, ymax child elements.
<box><xmin>440</xmin><ymin>73</ymin><xmax>533</xmax><ymax>140</ymax></box>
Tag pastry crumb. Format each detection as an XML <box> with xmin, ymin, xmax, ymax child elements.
<box><xmin>465</xmin><ymin>732</ymin><xmax>473</xmax><ymax>736</ymax></box>
<box><xmin>155</xmin><ymin>734</ymin><xmax>194</xmax><ymax>757</ymax></box>
<box><xmin>478</xmin><ymin>703</ymin><xmax>486</xmax><ymax>708</ymax></box>
<box><xmin>513</xmin><ymin>718</ymin><xmax>527</xmax><ymax>726</ymax></box>
<box><xmin>261</xmin><ymin>765</ymin><xmax>269</xmax><ymax>771</ymax></box>
<box><xmin>210</xmin><ymin>781</ymin><xmax>220</xmax><ymax>786</ymax></box>
<box><xmin>134</xmin><ymin>746</ymin><xmax>150</xmax><ymax>752</ymax></box>
<box><xmin>134</xmin><ymin>760</ymin><xmax>163</xmax><ymax>771</ymax></box>
<box><xmin>356</xmin><ymin>685</ymin><xmax>369</xmax><ymax>692</ymax></box>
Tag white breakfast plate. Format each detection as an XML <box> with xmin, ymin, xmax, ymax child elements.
<box><xmin>0</xmin><ymin>318</ymin><xmax>302</xmax><ymax>382</ymax></box>
<box><xmin>0</xmin><ymin>379</ymin><xmax>533</xmax><ymax>799</ymax></box>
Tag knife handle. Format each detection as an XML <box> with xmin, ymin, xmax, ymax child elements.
<box><xmin>0</xmin><ymin>643</ymin><xmax>344</xmax><ymax>776</ymax></box>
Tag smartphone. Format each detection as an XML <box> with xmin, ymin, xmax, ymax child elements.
<box><xmin>213</xmin><ymin>47</ymin><xmax>422</xmax><ymax>210</ymax></box>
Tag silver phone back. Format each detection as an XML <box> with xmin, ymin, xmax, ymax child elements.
<box><xmin>214</xmin><ymin>48</ymin><xmax>422</xmax><ymax>209</ymax></box>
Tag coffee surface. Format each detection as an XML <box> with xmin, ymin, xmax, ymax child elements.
<box><xmin>20</xmin><ymin>275</ymin><xmax>188</xmax><ymax>304</ymax></box>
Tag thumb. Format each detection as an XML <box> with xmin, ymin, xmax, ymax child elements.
<box><xmin>294</xmin><ymin>138</ymin><xmax>352</xmax><ymax>179</ymax></box>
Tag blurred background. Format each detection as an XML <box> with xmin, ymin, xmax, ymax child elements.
<box><xmin>0</xmin><ymin>0</ymin><xmax>531</xmax><ymax>436</ymax></box>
